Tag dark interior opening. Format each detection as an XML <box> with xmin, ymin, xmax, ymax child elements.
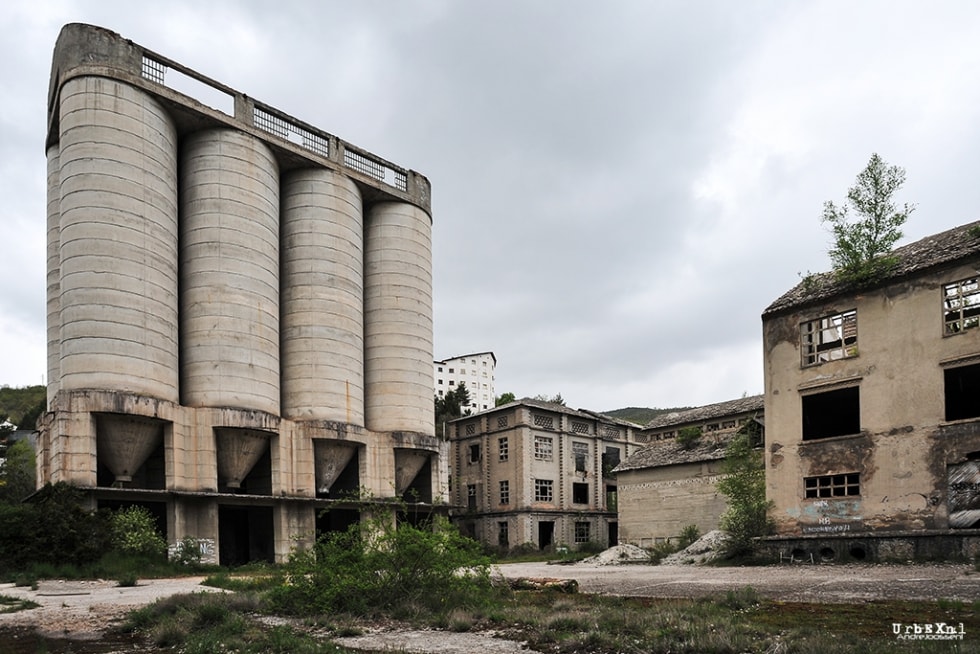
<box><xmin>218</xmin><ymin>505</ymin><xmax>273</xmax><ymax>567</ymax></box>
<box><xmin>315</xmin><ymin>507</ymin><xmax>359</xmax><ymax>537</ymax></box>
<box><xmin>316</xmin><ymin>451</ymin><xmax>361</xmax><ymax>499</ymax></box>
<box><xmin>945</xmin><ymin>363</ymin><xmax>980</xmax><ymax>421</ymax></box>
<box><xmin>608</xmin><ymin>521</ymin><xmax>618</xmax><ymax>547</ymax></box>
<box><xmin>402</xmin><ymin>456</ymin><xmax>432</xmax><ymax>504</ymax></box>
<box><xmin>97</xmin><ymin>440</ymin><xmax>167</xmax><ymax>490</ymax></box>
<box><xmin>538</xmin><ymin>520</ymin><xmax>554</xmax><ymax>550</ymax></box>
<box><xmin>802</xmin><ymin>386</ymin><xmax>860</xmax><ymax>440</ymax></box>
<box><xmin>572</xmin><ymin>482</ymin><xmax>589</xmax><ymax>504</ymax></box>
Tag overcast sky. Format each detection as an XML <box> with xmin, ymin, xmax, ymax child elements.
<box><xmin>3</xmin><ymin>1</ymin><xmax>980</xmax><ymax>413</ymax></box>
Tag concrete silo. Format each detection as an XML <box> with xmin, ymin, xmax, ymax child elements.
<box><xmin>280</xmin><ymin>169</ymin><xmax>364</xmax><ymax>424</ymax></box>
<box><xmin>40</xmin><ymin>23</ymin><xmax>443</xmax><ymax>566</ymax></box>
<box><xmin>56</xmin><ymin>76</ymin><xmax>180</xmax><ymax>402</ymax></box>
<box><xmin>179</xmin><ymin>129</ymin><xmax>281</xmax><ymax>415</ymax></box>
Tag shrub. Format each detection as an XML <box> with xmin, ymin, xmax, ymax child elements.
<box><xmin>717</xmin><ymin>429</ymin><xmax>772</xmax><ymax>558</ymax></box>
<box><xmin>678</xmin><ymin>524</ymin><xmax>701</xmax><ymax>549</ymax></box>
<box><xmin>270</xmin><ymin>513</ymin><xmax>500</xmax><ymax>617</ymax></box>
<box><xmin>111</xmin><ymin>506</ymin><xmax>167</xmax><ymax>560</ymax></box>
<box><xmin>676</xmin><ymin>426</ymin><xmax>702</xmax><ymax>449</ymax></box>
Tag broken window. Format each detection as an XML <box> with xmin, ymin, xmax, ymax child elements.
<box><xmin>498</xmin><ymin>436</ymin><xmax>509</xmax><ymax>461</ymax></box>
<box><xmin>804</xmin><ymin>473</ymin><xmax>860</xmax><ymax>498</ymax></box>
<box><xmin>801</xmin><ymin>386</ymin><xmax>860</xmax><ymax>440</ymax></box>
<box><xmin>534</xmin><ymin>478</ymin><xmax>554</xmax><ymax>502</ymax></box>
<box><xmin>498</xmin><ymin>521</ymin><xmax>509</xmax><ymax>548</ymax></box>
<box><xmin>499</xmin><ymin>479</ymin><xmax>510</xmax><ymax>505</ymax></box>
<box><xmin>944</xmin><ymin>278</ymin><xmax>980</xmax><ymax>334</ymax></box>
<box><xmin>572</xmin><ymin>482</ymin><xmax>589</xmax><ymax>504</ymax></box>
<box><xmin>601</xmin><ymin>446</ymin><xmax>621</xmax><ymax>476</ymax></box>
<box><xmin>945</xmin><ymin>363</ymin><xmax>980</xmax><ymax>421</ymax></box>
<box><xmin>468</xmin><ymin>443</ymin><xmax>481</xmax><ymax>463</ymax></box>
<box><xmin>467</xmin><ymin>484</ymin><xmax>477</xmax><ymax>510</ymax></box>
<box><xmin>534</xmin><ymin>435</ymin><xmax>553</xmax><ymax>461</ymax></box>
<box><xmin>801</xmin><ymin>310</ymin><xmax>858</xmax><ymax>366</ymax></box>
<box><xmin>574</xmin><ymin>521</ymin><xmax>590</xmax><ymax>543</ymax></box>
<box><xmin>573</xmin><ymin>441</ymin><xmax>589</xmax><ymax>472</ymax></box>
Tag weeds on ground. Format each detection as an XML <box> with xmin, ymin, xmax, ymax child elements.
<box><xmin>0</xmin><ymin>593</ymin><xmax>39</xmax><ymax>613</ymax></box>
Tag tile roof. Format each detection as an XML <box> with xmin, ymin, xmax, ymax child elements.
<box><xmin>643</xmin><ymin>394</ymin><xmax>764</xmax><ymax>430</ymax></box>
<box><xmin>764</xmin><ymin>220</ymin><xmax>980</xmax><ymax>316</ymax></box>
<box><xmin>613</xmin><ymin>431</ymin><xmax>734</xmax><ymax>472</ymax></box>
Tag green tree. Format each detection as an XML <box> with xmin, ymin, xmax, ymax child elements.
<box><xmin>0</xmin><ymin>439</ymin><xmax>36</xmax><ymax>504</ymax></box>
<box><xmin>716</xmin><ymin>424</ymin><xmax>771</xmax><ymax>558</ymax></box>
<box><xmin>822</xmin><ymin>153</ymin><xmax>915</xmax><ymax>283</ymax></box>
<box><xmin>533</xmin><ymin>393</ymin><xmax>566</xmax><ymax>406</ymax></box>
<box><xmin>435</xmin><ymin>382</ymin><xmax>472</xmax><ymax>437</ymax></box>
<box><xmin>495</xmin><ymin>392</ymin><xmax>516</xmax><ymax>407</ymax></box>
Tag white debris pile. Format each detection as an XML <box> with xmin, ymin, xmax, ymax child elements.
<box><xmin>661</xmin><ymin>529</ymin><xmax>730</xmax><ymax>565</ymax></box>
<box><xmin>581</xmin><ymin>543</ymin><xmax>652</xmax><ymax>566</ymax></box>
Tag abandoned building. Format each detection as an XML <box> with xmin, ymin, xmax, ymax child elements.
<box><xmin>615</xmin><ymin>395</ymin><xmax>764</xmax><ymax>547</ymax></box>
<box><xmin>38</xmin><ymin>23</ymin><xmax>443</xmax><ymax>565</ymax></box>
<box><xmin>762</xmin><ymin>220</ymin><xmax>980</xmax><ymax>562</ymax></box>
<box><xmin>434</xmin><ymin>351</ymin><xmax>497</xmax><ymax>414</ymax></box>
<box><xmin>449</xmin><ymin>399</ymin><xmax>639</xmax><ymax>551</ymax></box>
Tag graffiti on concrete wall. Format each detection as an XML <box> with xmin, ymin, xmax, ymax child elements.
<box><xmin>796</xmin><ymin>499</ymin><xmax>865</xmax><ymax>534</ymax></box>
<box><xmin>948</xmin><ymin>460</ymin><xmax>980</xmax><ymax>529</ymax></box>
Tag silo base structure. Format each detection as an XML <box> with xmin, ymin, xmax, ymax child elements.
<box><xmin>38</xmin><ymin>23</ymin><xmax>444</xmax><ymax>566</ymax></box>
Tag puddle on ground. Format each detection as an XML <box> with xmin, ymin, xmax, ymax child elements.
<box><xmin>0</xmin><ymin>626</ymin><xmax>163</xmax><ymax>653</ymax></box>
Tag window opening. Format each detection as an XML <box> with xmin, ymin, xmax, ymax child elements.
<box><xmin>804</xmin><ymin>473</ymin><xmax>860</xmax><ymax>498</ymax></box>
<box><xmin>498</xmin><ymin>436</ymin><xmax>509</xmax><ymax>461</ymax></box>
<box><xmin>802</xmin><ymin>386</ymin><xmax>860</xmax><ymax>440</ymax></box>
<box><xmin>534</xmin><ymin>435</ymin><xmax>553</xmax><ymax>461</ymax></box>
<box><xmin>572</xmin><ymin>482</ymin><xmax>589</xmax><ymax>504</ymax></box>
<box><xmin>574</xmin><ymin>521</ymin><xmax>591</xmax><ymax>543</ymax></box>
<box><xmin>944</xmin><ymin>278</ymin><xmax>980</xmax><ymax>334</ymax></box>
<box><xmin>573</xmin><ymin>442</ymin><xmax>589</xmax><ymax>472</ymax></box>
<box><xmin>801</xmin><ymin>310</ymin><xmax>858</xmax><ymax>366</ymax></box>
<box><xmin>499</xmin><ymin>480</ymin><xmax>510</xmax><ymax>505</ymax></box>
<box><xmin>945</xmin><ymin>363</ymin><xmax>980</xmax><ymax>421</ymax></box>
<box><xmin>469</xmin><ymin>443</ymin><xmax>481</xmax><ymax>463</ymax></box>
<box><xmin>534</xmin><ymin>479</ymin><xmax>554</xmax><ymax>502</ymax></box>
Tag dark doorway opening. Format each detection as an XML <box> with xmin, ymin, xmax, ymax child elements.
<box><xmin>218</xmin><ymin>505</ymin><xmax>273</xmax><ymax>567</ymax></box>
<box><xmin>538</xmin><ymin>520</ymin><xmax>554</xmax><ymax>550</ymax></box>
<box><xmin>608</xmin><ymin>521</ymin><xmax>618</xmax><ymax>547</ymax></box>
<box><xmin>315</xmin><ymin>507</ymin><xmax>359</xmax><ymax>537</ymax></box>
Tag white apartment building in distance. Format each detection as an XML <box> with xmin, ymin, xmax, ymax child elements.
<box><xmin>434</xmin><ymin>352</ymin><xmax>496</xmax><ymax>412</ymax></box>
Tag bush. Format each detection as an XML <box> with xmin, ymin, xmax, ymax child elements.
<box><xmin>678</xmin><ymin>524</ymin><xmax>701</xmax><ymax>549</ymax></box>
<box><xmin>111</xmin><ymin>506</ymin><xmax>167</xmax><ymax>560</ymax></box>
<box><xmin>270</xmin><ymin>513</ymin><xmax>500</xmax><ymax>617</ymax></box>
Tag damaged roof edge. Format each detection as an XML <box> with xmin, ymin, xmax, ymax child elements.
<box><xmin>763</xmin><ymin>219</ymin><xmax>980</xmax><ymax>319</ymax></box>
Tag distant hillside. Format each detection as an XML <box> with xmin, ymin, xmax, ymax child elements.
<box><xmin>602</xmin><ymin>406</ymin><xmax>694</xmax><ymax>426</ymax></box>
<box><xmin>0</xmin><ymin>385</ymin><xmax>46</xmax><ymax>429</ymax></box>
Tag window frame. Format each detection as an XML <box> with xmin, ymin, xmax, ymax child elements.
<box><xmin>534</xmin><ymin>478</ymin><xmax>554</xmax><ymax>502</ymax></box>
<box><xmin>944</xmin><ymin>277</ymin><xmax>980</xmax><ymax>335</ymax></box>
<box><xmin>800</xmin><ymin>309</ymin><xmax>858</xmax><ymax>367</ymax></box>
<box><xmin>804</xmin><ymin>472</ymin><xmax>860</xmax><ymax>498</ymax></box>
<box><xmin>499</xmin><ymin>479</ymin><xmax>510</xmax><ymax>505</ymax></box>
<box><xmin>534</xmin><ymin>435</ymin><xmax>554</xmax><ymax>461</ymax></box>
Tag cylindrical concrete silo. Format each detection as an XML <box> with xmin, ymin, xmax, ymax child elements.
<box><xmin>180</xmin><ymin>129</ymin><xmax>281</xmax><ymax>415</ymax></box>
<box><xmin>363</xmin><ymin>201</ymin><xmax>434</xmax><ymax>435</ymax></box>
<box><xmin>57</xmin><ymin>76</ymin><xmax>179</xmax><ymax>402</ymax></box>
<box><xmin>46</xmin><ymin>144</ymin><xmax>60</xmax><ymax>407</ymax></box>
<box><xmin>280</xmin><ymin>169</ymin><xmax>364</xmax><ymax>423</ymax></box>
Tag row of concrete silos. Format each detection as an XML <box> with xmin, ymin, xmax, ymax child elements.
<box><xmin>47</xmin><ymin>75</ymin><xmax>433</xmax><ymax>436</ymax></box>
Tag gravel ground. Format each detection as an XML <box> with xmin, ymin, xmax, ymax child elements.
<box><xmin>1</xmin><ymin>562</ymin><xmax>978</xmax><ymax>653</ymax></box>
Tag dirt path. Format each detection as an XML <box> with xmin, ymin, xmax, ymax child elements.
<box><xmin>0</xmin><ymin>563</ymin><xmax>977</xmax><ymax>652</ymax></box>
<box><xmin>495</xmin><ymin>560</ymin><xmax>980</xmax><ymax>603</ymax></box>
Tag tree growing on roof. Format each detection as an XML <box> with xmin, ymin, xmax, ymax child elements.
<box><xmin>822</xmin><ymin>153</ymin><xmax>915</xmax><ymax>283</ymax></box>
